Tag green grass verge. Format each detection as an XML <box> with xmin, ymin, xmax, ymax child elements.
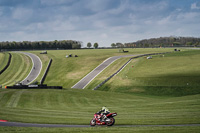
<box><xmin>0</xmin><ymin>53</ymin><xmax>32</xmax><ymax>87</ymax></box>
<box><xmin>0</xmin><ymin>126</ymin><xmax>200</xmax><ymax>133</ymax></box>
<box><xmin>0</xmin><ymin>48</ymin><xmax>199</xmax><ymax>133</ymax></box>
<box><xmin>98</xmin><ymin>50</ymin><xmax>200</xmax><ymax>96</ymax></box>
<box><xmin>85</xmin><ymin>57</ymin><xmax>132</xmax><ymax>90</ymax></box>
<box><xmin>0</xmin><ymin>52</ymin><xmax>9</xmax><ymax>71</ymax></box>
<box><xmin>43</xmin><ymin>49</ymin><xmax>128</xmax><ymax>88</ymax></box>
<box><xmin>28</xmin><ymin>48</ymin><xmax>174</xmax><ymax>88</ymax></box>
<box><xmin>0</xmin><ymin>89</ymin><xmax>199</xmax><ymax>125</ymax></box>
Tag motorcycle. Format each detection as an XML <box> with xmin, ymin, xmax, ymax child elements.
<box><xmin>90</xmin><ymin>112</ymin><xmax>117</xmax><ymax>126</ymax></box>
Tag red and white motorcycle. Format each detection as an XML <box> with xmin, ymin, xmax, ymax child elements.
<box><xmin>90</xmin><ymin>112</ymin><xmax>117</xmax><ymax>126</ymax></box>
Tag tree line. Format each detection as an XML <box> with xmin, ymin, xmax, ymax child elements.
<box><xmin>0</xmin><ymin>40</ymin><xmax>82</xmax><ymax>50</ymax></box>
<box><xmin>111</xmin><ymin>36</ymin><xmax>200</xmax><ymax>48</ymax></box>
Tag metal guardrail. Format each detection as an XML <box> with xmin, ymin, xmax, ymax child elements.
<box><xmin>6</xmin><ymin>84</ymin><xmax>62</xmax><ymax>89</ymax></box>
<box><xmin>40</xmin><ymin>59</ymin><xmax>52</xmax><ymax>85</ymax></box>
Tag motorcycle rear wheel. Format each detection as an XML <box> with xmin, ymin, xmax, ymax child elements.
<box><xmin>90</xmin><ymin>119</ymin><xmax>96</xmax><ymax>126</ymax></box>
<box><xmin>106</xmin><ymin>117</ymin><xmax>115</xmax><ymax>126</ymax></box>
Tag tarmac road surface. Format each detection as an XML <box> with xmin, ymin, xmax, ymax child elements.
<box><xmin>0</xmin><ymin>121</ymin><xmax>199</xmax><ymax>128</ymax></box>
<box><xmin>19</xmin><ymin>52</ymin><xmax>42</xmax><ymax>85</ymax></box>
<box><xmin>72</xmin><ymin>54</ymin><xmax>140</xmax><ymax>89</ymax></box>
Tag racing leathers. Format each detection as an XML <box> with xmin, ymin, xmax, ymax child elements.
<box><xmin>97</xmin><ymin>107</ymin><xmax>110</xmax><ymax>121</ymax></box>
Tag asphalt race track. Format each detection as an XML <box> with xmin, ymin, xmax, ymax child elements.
<box><xmin>72</xmin><ymin>54</ymin><xmax>141</xmax><ymax>89</ymax></box>
<box><xmin>19</xmin><ymin>52</ymin><xmax>42</xmax><ymax>85</ymax></box>
<box><xmin>0</xmin><ymin>121</ymin><xmax>90</xmax><ymax>127</ymax></box>
<box><xmin>0</xmin><ymin>121</ymin><xmax>200</xmax><ymax>128</ymax></box>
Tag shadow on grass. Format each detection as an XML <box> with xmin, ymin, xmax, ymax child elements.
<box><xmin>99</xmin><ymin>83</ymin><xmax>200</xmax><ymax>97</ymax></box>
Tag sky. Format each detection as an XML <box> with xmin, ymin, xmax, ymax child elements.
<box><xmin>0</xmin><ymin>0</ymin><xmax>200</xmax><ymax>47</ymax></box>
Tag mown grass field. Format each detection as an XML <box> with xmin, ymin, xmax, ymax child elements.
<box><xmin>0</xmin><ymin>89</ymin><xmax>199</xmax><ymax>132</ymax></box>
<box><xmin>98</xmin><ymin>50</ymin><xmax>200</xmax><ymax>96</ymax></box>
<box><xmin>29</xmin><ymin>48</ymin><xmax>174</xmax><ymax>88</ymax></box>
<box><xmin>0</xmin><ymin>89</ymin><xmax>200</xmax><ymax>124</ymax></box>
<box><xmin>0</xmin><ymin>52</ymin><xmax>32</xmax><ymax>87</ymax></box>
<box><xmin>0</xmin><ymin>48</ymin><xmax>200</xmax><ymax>132</ymax></box>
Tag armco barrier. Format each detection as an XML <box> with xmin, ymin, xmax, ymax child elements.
<box><xmin>6</xmin><ymin>84</ymin><xmax>62</xmax><ymax>89</ymax></box>
<box><xmin>93</xmin><ymin>52</ymin><xmax>170</xmax><ymax>90</ymax></box>
<box><xmin>0</xmin><ymin>53</ymin><xmax>12</xmax><ymax>75</ymax></box>
<box><xmin>40</xmin><ymin>59</ymin><xmax>52</xmax><ymax>85</ymax></box>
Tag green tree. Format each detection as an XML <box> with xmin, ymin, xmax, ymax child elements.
<box><xmin>116</xmin><ymin>42</ymin><xmax>123</xmax><ymax>48</ymax></box>
<box><xmin>93</xmin><ymin>42</ymin><xmax>98</xmax><ymax>49</ymax></box>
<box><xmin>111</xmin><ymin>43</ymin><xmax>116</xmax><ymax>48</ymax></box>
<box><xmin>87</xmin><ymin>42</ymin><xmax>92</xmax><ymax>48</ymax></box>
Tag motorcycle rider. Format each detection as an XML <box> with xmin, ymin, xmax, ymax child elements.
<box><xmin>97</xmin><ymin>106</ymin><xmax>110</xmax><ymax>121</ymax></box>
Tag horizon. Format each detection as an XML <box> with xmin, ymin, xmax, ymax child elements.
<box><xmin>0</xmin><ymin>0</ymin><xmax>200</xmax><ymax>47</ymax></box>
<box><xmin>0</xmin><ymin>35</ymin><xmax>199</xmax><ymax>43</ymax></box>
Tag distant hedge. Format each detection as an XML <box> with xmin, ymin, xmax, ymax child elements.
<box><xmin>124</xmin><ymin>36</ymin><xmax>200</xmax><ymax>48</ymax></box>
<box><xmin>0</xmin><ymin>40</ymin><xmax>82</xmax><ymax>50</ymax></box>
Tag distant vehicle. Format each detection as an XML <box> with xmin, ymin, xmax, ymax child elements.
<box><xmin>15</xmin><ymin>82</ymin><xmax>23</xmax><ymax>86</ymax></box>
<box><xmin>40</xmin><ymin>51</ymin><xmax>47</xmax><ymax>54</ymax></box>
<box><xmin>147</xmin><ymin>56</ymin><xmax>152</xmax><ymax>59</ymax></box>
<box><xmin>90</xmin><ymin>112</ymin><xmax>117</xmax><ymax>126</ymax></box>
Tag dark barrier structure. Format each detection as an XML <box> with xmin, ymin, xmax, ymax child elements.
<box><xmin>0</xmin><ymin>53</ymin><xmax>12</xmax><ymax>74</ymax></box>
<box><xmin>93</xmin><ymin>52</ymin><xmax>170</xmax><ymax>90</ymax></box>
<box><xmin>6</xmin><ymin>84</ymin><xmax>62</xmax><ymax>89</ymax></box>
<box><xmin>40</xmin><ymin>59</ymin><xmax>52</xmax><ymax>85</ymax></box>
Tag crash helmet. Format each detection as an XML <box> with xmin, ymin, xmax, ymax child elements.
<box><xmin>102</xmin><ymin>106</ymin><xmax>109</xmax><ymax>111</ymax></box>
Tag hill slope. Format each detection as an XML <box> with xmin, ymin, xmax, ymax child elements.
<box><xmin>98</xmin><ymin>50</ymin><xmax>200</xmax><ymax>96</ymax></box>
<box><xmin>0</xmin><ymin>89</ymin><xmax>199</xmax><ymax>125</ymax></box>
<box><xmin>32</xmin><ymin>48</ymin><xmax>174</xmax><ymax>88</ymax></box>
<box><xmin>0</xmin><ymin>53</ymin><xmax>32</xmax><ymax>86</ymax></box>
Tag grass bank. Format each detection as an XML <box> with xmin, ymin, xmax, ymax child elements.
<box><xmin>98</xmin><ymin>50</ymin><xmax>200</xmax><ymax>96</ymax></box>
<box><xmin>29</xmin><ymin>48</ymin><xmax>174</xmax><ymax>88</ymax></box>
<box><xmin>0</xmin><ymin>53</ymin><xmax>32</xmax><ymax>87</ymax></box>
<box><xmin>0</xmin><ymin>48</ymin><xmax>199</xmax><ymax>133</ymax></box>
<box><xmin>0</xmin><ymin>89</ymin><xmax>199</xmax><ymax>125</ymax></box>
<box><xmin>0</xmin><ymin>52</ymin><xmax>9</xmax><ymax>71</ymax></box>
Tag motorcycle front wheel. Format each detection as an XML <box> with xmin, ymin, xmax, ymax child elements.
<box><xmin>106</xmin><ymin>117</ymin><xmax>115</xmax><ymax>126</ymax></box>
<box><xmin>90</xmin><ymin>119</ymin><xmax>96</xmax><ymax>126</ymax></box>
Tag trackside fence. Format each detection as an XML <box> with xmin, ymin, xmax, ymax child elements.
<box><xmin>40</xmin><ymin>58</ymin><xmax>52</xmax><ymax>85</ymax></box>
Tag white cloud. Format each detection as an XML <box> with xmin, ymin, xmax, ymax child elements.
<box><xmin>176</xmin><ymin>12</ymin><xmax>200</xmax><ymax>23</ymax></box>
<box><xmin>12</xmin><ymin>7</ymin><xmax>33</xmax><ymax>20</ymax></box>
<box><xmin>40</xmin><ymin>0</ymin><xmax>75</xmax><ymax>6</ymax></box>
<box><xmin>157</xmin><ymin>15</ymin><xmax>173</xmax><ymax>25</ymax></box>
<box><xmin>128</xmin><ymin>0</ymin><xmax>168</xmax><ymax>12</ymax></box>
<box><xmin>0</xmin><ymin>7</ymin><xmax>3</xmax><ymax>16</ymax></box>
<box><xmin>0</xmin><ymin>0</ymin><xmax>200</xmax><ymax>46</ymax></box>
<box><xmin>85</xmin><ymin>0</ymin><xmax>108</xmax><ymax>12</ymax></box>
<box><xmin>107</xmin><ymin>0</ymin><xmax>128</xmax><ymax>15</ymax></box>
<box><xmin>176</xmin><ymin>8</ymin><xmax>182</xmax><ymax>12</ymax></box>
<box><xmin>191</xmin><ymin>3</ymin><xmax>200</xmax><ymax>10</ymax></box>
